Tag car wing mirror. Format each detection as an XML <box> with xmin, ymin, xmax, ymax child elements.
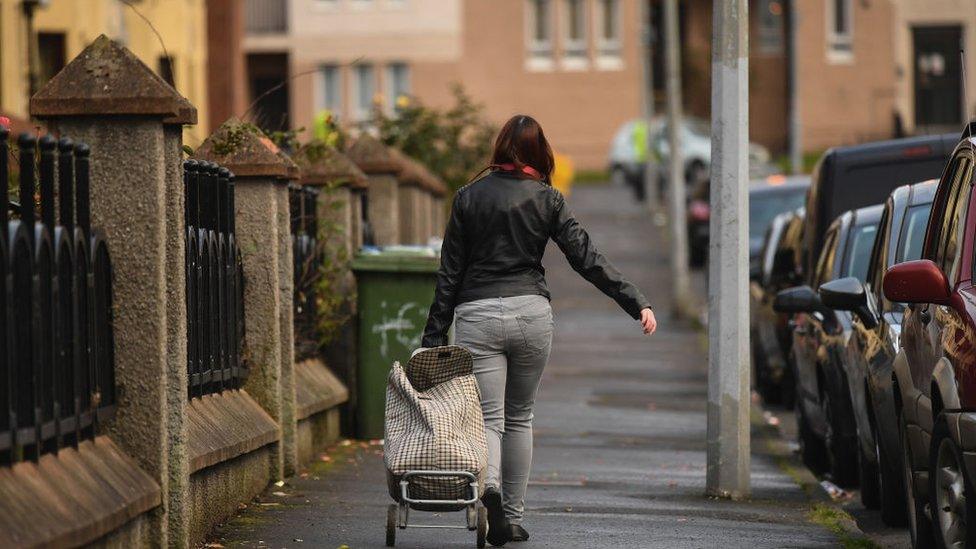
<box><xmin>819</xmin><ymin>277</ymin><xmax>878</xmax><ymax>329</ymax></box>
<box><xmin>773</xmin><ymin>285</ymin><xmax>821</xmax><ymax>314</ymax></box>
<box><xmin>883</xmin><ymin>259</ymin><xmax>950</xmax><ymax>306</ymax></box>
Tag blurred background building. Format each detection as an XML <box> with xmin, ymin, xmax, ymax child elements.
<box><xmin>1</xmin><ymin>0</ymin><xmax>975</xmax><ymax>169</ymax></box>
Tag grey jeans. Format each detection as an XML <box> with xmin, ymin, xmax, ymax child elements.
<box><xmin>454</xmin><ymin>295</ymin><xmax>553</xmax><ymax>524</ymax></box>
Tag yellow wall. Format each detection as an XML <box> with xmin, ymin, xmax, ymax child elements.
<box><xmin>0</xmin><ymin>0</ymin><xmax>208</xmax><ymax>143</ymax></box>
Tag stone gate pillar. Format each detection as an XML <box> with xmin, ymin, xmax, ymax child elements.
<box><xmin>31</xmin><ymin>34</ymin><xmax>194</xmax><ymax>546</ymax></box>
<box><xmin>192</xmin><ymin>119</ymin><xmax>299</xmax><ymax>478</ymax></box>
<box><xmin>346</xmin><ymin>135</ymin><xmax>403</xmax><ymax>246</ymax></box>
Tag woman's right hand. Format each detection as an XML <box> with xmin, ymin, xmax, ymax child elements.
<box><xmin>640</xmin><ymin>308</ymin><xmax>657</xmax><ymax>335</ymax></box>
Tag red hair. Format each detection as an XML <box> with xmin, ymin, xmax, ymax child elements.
<box><xmin>489</xmin><ymin>115</ymin><xmax>554</xmax><ymax>182</ymax></box>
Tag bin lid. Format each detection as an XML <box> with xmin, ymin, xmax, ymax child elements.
<box><xmin>351</xmin><ymin>250</ymin><xmax>440</xmax><ymax>273</ymax></box>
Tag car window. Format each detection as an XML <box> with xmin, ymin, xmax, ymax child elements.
<box><xmin>815</xmin><ymin>228</ymin><xmax>838</xmax><ymax>287</ymax></box>
<box><xmin>897</xmin><ymin>204</ymin><xmax>932</xmax><ymax>264</ymax></box>
<box><xmin>931</xmin><ymin>156</ymin><xmax>970</xmax><ymax>264</ymax></box>
<box><xmin>941</xmin><ymin>159</ymin><xmax>973</xmax><ymax>281</ymax></box>
<box><xmin>868</xmin><ymin>202</ymin><xmax>892</xmax><ymax>299</ymax></box>
<box><xmin>749</xmin><ymin>188</ymin><xmax>808</xmax><ymax>240</ymax></box>
<box><xmin>844</xmin><ymin>223</ymin><xmax>878</xmax><ymax>282</ymax></box>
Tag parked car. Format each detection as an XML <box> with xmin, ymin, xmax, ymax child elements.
<box><xmin>819</xmin><ymin>180</ymin><xmax>935</xmax><ymax>526</ymax></box>
<box><xmin>774</xmin><ymin>204</ymin><xmax>883</xmax><ymax>486</ymax></box>
<box><xmin>751</xmin><ymin>207</ymin><xmax>806</xmax><ymax>406</ymax></box>
<box><xmin>607</xmin><ymin>116</ymin><xmax>771</xmax><ymax>201</ymax></box>
<box><xmin>800</xmin><ymin>134</ymin><xmax>956</xmax><ymax>280</ymax></box>
<box><xmin>882</xmin><ymin>132</ymin><xmax>976</xmax><ymax>548</ymax></box>
<box><xmin>688</xmin><ymin>174</ymin><xmax>809</xmax><ymax>267</ymax></box>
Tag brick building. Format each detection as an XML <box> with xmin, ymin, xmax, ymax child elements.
<box><xmin>242</xmin><ymin>0</ymin><xmax>976</xmax><ymax>170</ymax></box>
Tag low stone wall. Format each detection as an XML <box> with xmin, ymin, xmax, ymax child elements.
<box><xmin>186</xmin><ymin>390</ymin><xmax>279</xmax><ymax>546</ymax></box>
<box><xmin>295</xmin><ymin>358</ymin><xmax>349</xmax><ymax>465</ymax></box>
<box><xmin>0</xmin><ymin>437</ymin><xmax>160</xmax><ymax>548</ymax></box>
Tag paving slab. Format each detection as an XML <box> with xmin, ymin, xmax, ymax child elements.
<box><xmin>210</xmin><ymin>182</ymin><xmax>840</xmax><ymax>548</ymax></box>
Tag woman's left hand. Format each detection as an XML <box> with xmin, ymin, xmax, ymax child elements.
<box><xmin>640</xmin><ymin>308</ymin><xmax>657</xmax><ymax>335</ymax></box>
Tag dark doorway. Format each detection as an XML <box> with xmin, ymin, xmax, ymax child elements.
<box><xmin>913</xmin><ymin>26</ymin><xmax>963</xmax><ymax>131</ymax></box>
<box><xmin>246</xmin><ymin>52</ymin><xmax>290</xmax><ymax>134</ymax></box>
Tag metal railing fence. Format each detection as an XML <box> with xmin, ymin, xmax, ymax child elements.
<box><xmin>290</xmin><ymin>184</ymin><xmax>320</xmax><ymax>360</ymax></box>
<box><xmin>184</xmin><ymin>160</ymin><xmax>246</xmax><ymax>399</ymax></box>
<box><xmin>0</xmin><ymin>128</ymin><xmax>115</xmax><ymax>464</ymax></box>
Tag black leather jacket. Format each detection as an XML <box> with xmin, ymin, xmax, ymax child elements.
<box><xmin>421</xmin><ymin>171</ymin><xmax>651</xmax><ymax>347</ymax></box>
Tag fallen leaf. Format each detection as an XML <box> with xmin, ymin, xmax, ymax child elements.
<box><xmin>274</xmin><ymin>480</ymin><xmax>285</xmax><ymax>487</ymax></box>
<box><xmin>272</xmin><ymin>491</ymin><xmax>288</xmax><ymax>497</ymax></box>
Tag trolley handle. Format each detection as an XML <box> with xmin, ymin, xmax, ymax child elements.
<box><xmin>399</xmin><ymin>470</ymin><xmax>479</xmax><ymax>506</ymax></box>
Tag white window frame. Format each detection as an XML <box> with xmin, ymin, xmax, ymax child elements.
<box><xmin>526</xmin><ymin>0</ymin><xmax>555</xmax><ymax>71</ymax></box>
<box><xmin>826</xmin><ymin>0</ymin><xmax>854</xmax><ymax>64</ymax></box>
<box><xmin>317</xmin><ymin>64</ymin><xmax>343</xmax><ymax>116</ymax></box>
<box><xmin>594</xmin><ymin>0</ymin><xmax>622</xmax><ymax>70</ymax></box>
<box><xmin>351</xmin><ymin>63</ymin><xmax>376</xmax><ymax>122</ymax></box>
<box><xmin>561</xmin><ymin>0</ymin><xmax>589</xmax><ymax>68</ymax></box>
<box><xmin>385</xmin><ymin>62</ymin><xmax>411</xmax><ymax>114</ymax></box>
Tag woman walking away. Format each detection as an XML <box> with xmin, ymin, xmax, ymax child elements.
<box><xmin>422</xmin><ymin>115</ymin><xmax>657</xmax><ymax>546</ymax></box>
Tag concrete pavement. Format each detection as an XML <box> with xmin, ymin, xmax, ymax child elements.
<box><xmin>210</xmin><ymin>182</ymin><xmax>843</xmax><ymax>548</ymax></box>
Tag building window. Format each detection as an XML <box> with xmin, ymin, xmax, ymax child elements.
<box><xmin>158</xmin><ymin>56</ymin><xmax>176</xmax><ymax>87</ymax></box>
<box><xmin>37</xmin><ymin>33</ymin><xmax>66</xmax><ymax>89</ymax></box>
<box><xmin>318</xmin><ymin>64</ymin><xmax>342</xmax><ymax>114</ymax></box>
<box><xmin>527</xmin><ymin>0</ymin><xmax>554</xmax><ymax>60</ymax></box>
<box><xmin>596</xmin><ymin>0</ymin><xmax>620</xmax><ymax>54</ymax></box>
<box><xmin>386</xmin><ymin>63</ymin><xmax>410</xmax><ymax>114</ymax></box>
<box><xmin>757</xmin><ymin>0</ymin><xmax>784</xmax><ymax>55</ymax></box>
<box><xmin>827</xmin><ymin>0</ymin><xmax>853</xmax><ymax>61</ymax></box>
<box><xmin>353</xmin><ymin>64</ymin><xmax>375</xmax><ymax>121</ymax></box>
<box><xmin>563</xmin><ymin>0</ymin><xmax>587</xmax><ymax>58</ymax></box>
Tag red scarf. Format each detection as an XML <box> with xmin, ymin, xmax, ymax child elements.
<box><xmin>494</xmin><ymin>163</ymin><xmax>543</xmax><ymax>180</ymax></box>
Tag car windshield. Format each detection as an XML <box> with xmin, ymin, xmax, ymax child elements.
<box><xmin>749</xmin><ymin>188</ymin><xmax>808</xmax><ymax>239</ymax></box>
<box><xmin>896</xmin><ymin>204</ymin><xmax>931</xmax><ymax>264</ymax></box>
<box><xmin>844</xmin><ymin>223</ymin><xmax>878</xmax><ymax>281</ymax></box>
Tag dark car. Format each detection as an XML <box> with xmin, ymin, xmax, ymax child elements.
<box><xmin>751</xmin><ymin>207</ymin><xmax>806</xmax><ymax>406</ymax></box>
<box><xmin>800</xmin><ymin>134</ymin><xmax>956</xmax><ymax>278</ymax></box>
<box><xmin>688</xmin><ymin>175</ymin><xmax>809</xmax><ymax>266</ymax></box>
<box><xmin>882</xmin><ymin>132</ymin><xmax>976</xmax><ymax>548</ymax></box>
<box><xmin>775</xmin><ymin>204</ymin><xmax>883</xmax><ymax>486</ymax></box>
<box><xmin>819</xmin><ymin>180</ymin><xmax>935</xmax><ymax>526</ymax></box>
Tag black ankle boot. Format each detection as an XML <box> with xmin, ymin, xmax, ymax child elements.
<box><xmin>481</xmin><ymin>487</ymin><xmax>508</xmax><ymax>546</ymax></box>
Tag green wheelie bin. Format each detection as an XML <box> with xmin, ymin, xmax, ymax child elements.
<box><xmin>352</xmin><ymin>251</ymin><xmax>440</xmax><ymax>439</ymax></box>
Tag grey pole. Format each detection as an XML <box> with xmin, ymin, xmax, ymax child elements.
<box><xmin>787</xmin><ymin>0</ymin><xmax>802</xmax><ymax>174</ymax></box>
<box><xmin>640</xmin><ymin>0</ymin><xmax>659</xmax><ymax>214</ymax></box>
<box><xmin>664</xmin><ymin>0</ymin><xmax>690</xmax><ymax>318</ymax></box>
<box><xmin>706</xmin><ymin>0</ymin><xmax>750</xmax><ymax>498</ymax></box>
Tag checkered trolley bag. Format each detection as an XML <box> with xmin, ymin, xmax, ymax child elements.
<box><xmin>384</xmin><ymin>345</ymin><xmax>488</xmax><ymax>508</ymax></box>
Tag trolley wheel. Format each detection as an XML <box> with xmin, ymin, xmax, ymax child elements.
<box><xmin>386</xmin><ymin>503</ymin><xmax>397</xmax><ymax>547</ymax></box>
<box><xmin>466</xmin><ymin>504</ymin><xmax>477</xmax><ymax>530</ymax></box>
<box><xmin>476</xmin><ymin>506</ymin><xmax>487</xmax><ymax>548</ymax></box>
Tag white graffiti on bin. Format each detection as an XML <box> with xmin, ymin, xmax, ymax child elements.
<box><xmin>372</xmin><ymin>301</ymin><xmax>422</xmax><ymax>358</ymax></box>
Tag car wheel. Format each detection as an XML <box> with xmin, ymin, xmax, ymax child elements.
<box><xmin>878</xmin><ymin>425</ymin><xmax>909</xmax><ymax>526</ymax></box>
<box><xmin>901</xmin><ymin>409</ymin><xmax>935</xmax><ymax>548</ymax></box>
<box><xmin>781</xmin><ymin>362</ymin><xmax>797</xmax><ymax>410</ymax></box>
<box><xmin>930</xmin><ymin>415</ymin><xmax>975</xmax><ymax>549</ymax></box>
<box><xmin>752</xmin><ymin>340</ymin><xmax>778</xmax><ymax>405</ymax></box>
<box><xmin>686</xmin><ymin>161</ymin><xmax>707</xmax><ymax>186</ymax></box>
<box><xmin>797</xmin><ymin>394</ymin><xmax>827</xmax><ymax>474</ymax></box>
<box><xmin>689</xmin><ymin>243</ymin><xmax>707</xmax><ymax>268</ymax></box>
<box><xmin>859</xmin><ymin>437</ymin><xmax>881</xmax><ymax>509</ymax></box>
<box><xmin>822</xmin><ymin>384</ymin><xmax>859</xmax><ymax>488</ymax></box>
